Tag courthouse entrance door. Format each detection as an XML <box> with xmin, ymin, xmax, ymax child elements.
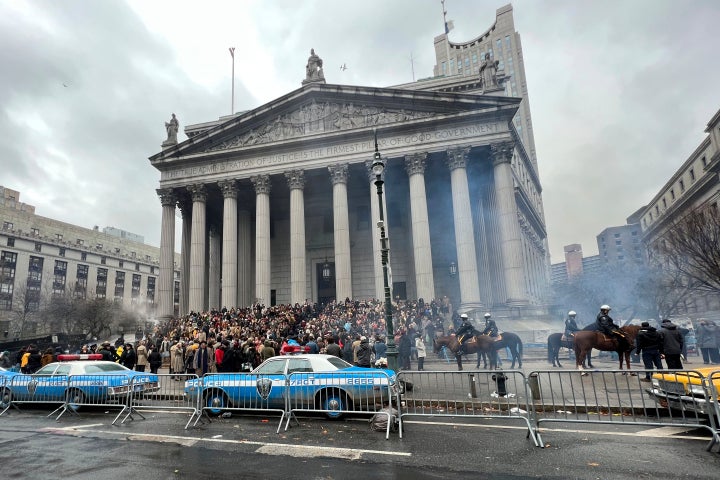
<box><xmin>316</xmin><ymin>262</ymin><xmax>336</xmax><ymax>307</ymax></box>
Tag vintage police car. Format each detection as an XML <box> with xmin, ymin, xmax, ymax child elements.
<box><xmin>645</xmin><ymin>366</ymin><xmax>720</xmax><ymax>416</ymax></box>
<box><xmin>184</xmin><ymin>354</ymin><xmax>399</xmax><ymax>418</ymax></box>
<box><xmin>0</xmin><ymin>354</ymin><xmax>160</xmax><ymax>410</ymax></box>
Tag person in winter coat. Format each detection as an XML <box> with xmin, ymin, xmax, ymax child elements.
<box><xmin>135</xmin><ymin>342</ymin><xmax>148</xmax><ymax>372</ymax></box>
<box><xmin>120</xmin><ymin>344</ymin><xmax>137</xmax><ymax>370</ymax></box>
<box><xmin>325</xmin><ymin>336</ymin><xmax>343</xmax><ymax>358</ymax></box>
<box><xmin>635</xmin><ymin>321</ymin><xmax>664</xmax><ymax>380</ymax></box>
<box><xmin>696</xmin><ymin>320</ymin><xmax>720</xmax><ymax>364</ymax></box>
<box><xmin>40</xmin><ymin>348</ymin><xmax>55</xmax><ymax>367</ymax></box>
<box><xmin>415</xmin><ymin>334</ymin><xmax>427</xmax><ymax>371</ymax></box>
<box><xmin>170</xmin><ymin>342</ymin><xmax>185</xmax><ymax>378</ymax></box>
<box><xmin>0</xmin><ymin>351</ymin><xmax>12</xmax><ymax>369</ymax></box>
<box><xmin>147</xmin><ymin>345</ymin><xmax>162</xmax><ymax>374</ymax></box>
<box><xmin>25</xmin><ymin>345</ymin><xmax>42</xmax><ymax>374</ymax></box>
<box><xmin>661</xmin><ymin>319</ymin><xmax>684</xmax><ymax>369</ymax></box>
<box><xmin>356</xmin><ymin>336</ymin><xmax>372</xmax><ymax>368</ymax></box>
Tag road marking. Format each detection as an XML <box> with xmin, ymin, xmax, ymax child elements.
<box><xmin>41</xmin><ymin>426</ymin><xmax>411</xmax><ymax>458</ymax></box>
<box><xmin>402</xmin><ymin>420</ymin><xmax>712</xmax><ymax>441</ymax></box>
<box><xmin>634</xmin><ymin>426</ymin><xmax>698</xmax><ymax>436</ymax></box>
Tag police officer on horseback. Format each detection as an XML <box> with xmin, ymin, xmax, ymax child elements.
<box><xmin>596</xmin><ymin>305</ymin><xmax>629</xmax><ymax>351</ymax></box>
<box><xmin>482</xmin><ymin>313</ymin><xmax>498</xmax><ymax>338</ymax></box>
<box><xmin>456</xmin><ymin>314</ymin><xmax>475</xmax><ymax>356</ymax></box>
<box><xmin>564</xmin><ymin>311</ymin><xmax>580</xmax><ymax>339</ymax></box>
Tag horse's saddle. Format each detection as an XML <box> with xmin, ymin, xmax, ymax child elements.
<box><xmin>483</xmin><ymin>333</ymin><xmax>503</xmax><ymax>342</ymax></box>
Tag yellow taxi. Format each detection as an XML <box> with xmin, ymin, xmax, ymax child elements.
<box><xmin>646</xmin><ymin>366</ymin><xmax>720</xmax><ymax>415</ymax></box>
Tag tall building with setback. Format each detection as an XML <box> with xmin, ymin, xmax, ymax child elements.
<box><xmin>0</xmin><ymin>187</ymin><xmax>180</xmax><ymax>336</ymax></box>
<box><xmin>150</xmin><ymin>6</ymin><xmax>550</xmax><ymax>320</ymax></box>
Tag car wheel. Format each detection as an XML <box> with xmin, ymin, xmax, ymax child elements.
<box><xmin>66</xmin><ymin>389</ymin><xmax>85</xmax><ymax>412</ymax></box>
<box><xmin>0</xmin><ymin>388</ymin><xmax>12</xmax><ymax>409</ymax></box>
<box><xmin>204</xmin><ymin>390</ymin><xmax>229</xmax><ymax>416</ymax></box>
<box><xmin>321</xmin><ymin>390</ymin><xmax>347</xmax><ymax>419</ymax></box>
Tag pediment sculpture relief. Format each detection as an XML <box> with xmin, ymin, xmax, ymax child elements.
<box><xmin>205</xmin><ymin>100</ymin><xmax>436</xmax><ymax>152</ymax></box>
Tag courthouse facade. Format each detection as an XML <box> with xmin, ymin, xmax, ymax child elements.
<box><xmin>150</xmin><ymin>8</ymin><xmax>550</xmax><ymax>320</ymax></box>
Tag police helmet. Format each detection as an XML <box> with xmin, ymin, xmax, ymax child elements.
<box><xmin>460</xmin><ymin>313</ymin><xmax>469</xmax><ymax>319</ymax></box>
<box><xmin>600</xmin><ymin>304</ymin><xmax>611</xmax><ymax>311</ymax></box>
<box><xmin>568</xmin><ymin>310</ymin><xmax>577</xmax><ymax>317</ymax></box>
<box><xmin>484</xmin><ymin>312</ymin><xmax>492</xmax><ymax>319</ymax></box>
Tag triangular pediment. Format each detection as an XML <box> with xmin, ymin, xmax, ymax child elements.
<box><xmin>151</xmin><ymin>83</ymin><xmax>519</xmax><ymax>161</ymax></box>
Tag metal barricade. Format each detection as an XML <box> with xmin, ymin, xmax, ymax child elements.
<box><xmin>0</xmin><ymin>373</ymin><xmax>68</xmax><ymax>417</ymax></box>
<box><xmin>0</xmin><ymin>375</ymin><xmax>9</xmax><ymax>416</ymax></box>
<box><xmin>529</xmin><ymin>369</ymin><xmax>719</xmax><ymax>450</ymax></box>
<box><xmin>703</xmin><ymin>370</ymin><xmax>720</xmax><ymax>452</ymax></box>
<box><xmin>53</xmin><ymin>374</ymin><xmax>140</xmax><ymax>422</ymax></box>
<box><xmin>397</xmin><ymin>370</ymin><xmax>540</xmax><ymax>446</ymax></box>
<box><xmin>193</xmin><ymin>373</ymin><xmax>288</xmax><ymax>431</ymax></box>
<box><xmin>120</xmin><ymin>374</ymin><xmax>200</xmax><ymax>429</ymax></box>
<box><xmin>285</xmin><ymin>370</ymin><xmax>396</xmax><ymax>439</ymax></box>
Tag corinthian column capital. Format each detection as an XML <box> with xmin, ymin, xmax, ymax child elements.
<box><xmin>404</xmin><ymin>152</ymin><xmax>428</xmax><ymax>176</ymax></box>
<box><xmin>156</xmin><ymin>188</ymin><xmax>177</xmax><ymax>207</ymax></box>
<box><xmin>446</xmin><ymin>147</ymin><xmax>471</xmax><ymax>171</ymax></box>
<box><xmin>251</xmin><ymin>175</ymin><xmax>272</xmax><ymax>195</ymax></box>
<box><xmin>328</xmin><ymin>164</ymin><xmax>349</xmax><ymax>185</ymax></box>
<box><xmin>490</xmin><ymin>141</ymin><xmax>515</xmax><ymax>166</ymax></box>
<box><xmin>187</xmin><ymin>184</ymin><xmax>207</xmax><ymax>203</ymax></box>
<box><xmin>218</xmin><ymin>180</ymin><xmax>239</xmax><ymax>199</ymax></box>
<box><xmin>285</xmin><ymin>170</ymin><xmax>305</xmax><ymax>190</ymax></box>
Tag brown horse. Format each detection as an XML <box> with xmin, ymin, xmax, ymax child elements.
<box><xmin>433</xmin><ymin>334</ymin><xmax>499</xmax><ymax>371</ymax></box>
<box><xmin>573</xmin><ymin>325</ymin><xmax>641</xmax><ymax>372</ymax></box>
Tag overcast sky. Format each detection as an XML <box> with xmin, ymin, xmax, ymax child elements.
<box><xmin>1</xmin><ymin>0</ymin><xmax>718</xmax><ymax>263</ymax></box>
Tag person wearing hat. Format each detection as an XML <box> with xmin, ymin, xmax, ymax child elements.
<box><xmin>456</xmin><ymin>314</ymin><xmax>476</xmax><ymax>356</ymax></box>
<box><xmin>564</xmin><ymin>311</ymin><xmax>580</xmax><ymax>339</ymax></box>
<box><xmin>481</xmin><ymin>313</ymin><xmax>498</xmax><ymax>338</ymax></box>
<box><xmin>660</xmin><ymin>319</ymin><xmax>684</xmax><ymax>369</ymax></box>
<box><xmin>0</xmin><ymin>350</ymin><xmax>13</xmax><ymax>369</ymax></box>
<box><xmin>595</xmin><ymin>305</ymin><xmax>629</xmax><ymax>352</ymax></box>
<box><xmin>635</xmin><ymin>321</ymin><xmax>664</xmax><ymax>381</ymax></box>
<box><xmin>98</xmin><ymin>342</ymin><xmax>119</xmax><ymax>362</ymax></box>
<box><xmin>120</xmin><ymin>343</ymin><xmax>136</xmax><ymax>370</ymax></box>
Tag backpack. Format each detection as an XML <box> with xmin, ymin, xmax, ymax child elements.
<box><xmin>370</xmin><ymin>407</ymin><xmax>399</xmax><ymax>432</ymax></box>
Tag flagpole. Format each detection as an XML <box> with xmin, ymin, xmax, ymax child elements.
<box><xmin>441</xmin><ymin>0</ymin><xmax>451</xmax><ymax>76</ymax></box>
<box><xmin>229</xmin><ymin>47</ymin><xmax>235</xmax><ymax>115</ymax></box>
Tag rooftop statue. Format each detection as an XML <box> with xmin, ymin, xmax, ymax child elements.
<box><xmin>163</xmin><ymin>113</ymin><xmax>179</xmax><ymax>148</ymax></box>
<box><xmin>303</xmin><ymin>48</ymin><xmax>326</xmax><ymax>85</ymax></box>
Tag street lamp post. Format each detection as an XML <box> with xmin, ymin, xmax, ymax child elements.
<box><xmin>372</xmin><ymin>129</ymin><xmax>398</xmax><ymax>372</ymax></box>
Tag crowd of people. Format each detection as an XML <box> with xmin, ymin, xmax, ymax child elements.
<box><xmin>142</xmin><ymin>297</ymin><xmax>454</xmax><ymax>375</ymax></box>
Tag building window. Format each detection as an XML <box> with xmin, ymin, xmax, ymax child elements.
<box><xmin>0</xmin><ymin>251</ymin><xmax>17</xmax><ymax>310</ymax></box>
<box><xmin>689</xmin><ymin>168</ymin><xmax>695</xmax><ymax>182</ymax></box>
<box><xmin>96</xmin><ymin>243</ymin><xmax>103</xmax><ymax>250</ymax></box>
<box><xmin>6</xmin><ymin>238</ymin><xmax>14</xmax><ymax>247</ymax></box>
<box><xmin>2</xmin><ymin>222</ymin><xmax>13</xmax><ymax>230</ymax></box>
<box><xmin>679</xmin><ymin>179</ymin><xmax>685</xmax><ymax>192</ymax></box>
<box><xmin>615</xmin><ymin>239</ymin><xmax>622</xmax><ymax>246</ymax></box>
<box><xmin>505</xmin><ymin>35</ymin><xmax>511</xmax><ymax>49</ymax></box>
<box><xmin>75</xmin><ymin>264</ymin><xmax>88</xmax><ymax>299</ymax></box>
<box><xmin>34</xmin><ymin>242</ymin><xmax>42</xmax><ymax>252</ymax></box>
<box><xmin>441</xmin><ymin>61</ymin><xmax>446</xmax><ymax>74</ymax></box>
<box><xmin>119</xmin><ymin>260</ymin><xmax>124</xmax><ymax>269</ymax></box>
<box><xmin>114</xmin><ymin>271</ymin><xmax>125</xmax><ymax>300</ymax></box>
<box><xmin>670</xmin><ymin>189</ymin><xmax>675</xmax><ymax>200</ymax></box>
<box><xmin>114</xmin><ymin>247</ymin><xmax>121</xmax><ymax>254</ymax></box>
<box><xmin>146</xmin><ymin>276</ymin><xmax>156</xmax><ymax>304</ymax></box>
<box><xmin>55</xmin><ymin>233</ymin><xmax>63</xmax><ymax>241</ymax></box>
<box><xmin>613</xmin><ymin>233</ymin><xmax>620</xmax><ymax>238</ymax></box>
<box><xmin>31</xmin><ymin>227</ymin><xmax>39</xmax><ymax>236</ymax></box>
<box><xmin>96</xmin><ymin>267</ymin><xmax>108</xmax><ymax>298</ymax></box>
<box><xmin>135</xmin><ymin>263</ymin><xmax>140</xmax><ymax>271</ymax></box>
<box><xmin>472</xmin><ymin>53</ymin><xmax>477</xmax><ymax>64</ymax></box>
<box><xmin>53</xmin><ymin>260</ymin><xmax>67</xmax><ymax>296</ymax></box>
<box><xmin>26</xmin><ymin>256</ymin><xmax>43</xmax><ymax>311</ymax></box>
<box><xmin>101</xmin><ymin>256</ymin><xmax>106</xmax><ymax>265</ymax></box>
<box><xmin>77</xmin><ymin>239</ymin><xmax>84</xmax><ymax>246</ymax></box>
<box><xmin>702</xmin><ymin>156</ymin><xmax>707</xmax><ymax>167</ymax></box>
<box><xmin>81</xmin><ymin>252</ymin><xmax>87</xmax><ymax>261</ymax></box>
<box><xmin>655</xmin><ymin>205</ymin><xmax>660</xmax><ymax>215</ymax></box>
<box><xmin>662</xmin><ymin>198</ymin><xmax>667</xmax><ymax>209</ymax></box>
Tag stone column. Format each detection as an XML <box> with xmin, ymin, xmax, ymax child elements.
<box><xmin>328</xmin><ymin>164</ymin><xmax>352</xmax><ymax>301</ymax></box>
<box><xmin>187</xmin><ymin>184</ymin><xmax>207</xmax><ymax>313</ymax></box>
<box><xmin>491</xmin><ymin>141</ymin><xmax>527</xmax><ymax>306</ymax></box>
<box><xmin>237</xmin><ymin>208</ymin><xmax>252</xmax><ymax>307</ymax></box>
<box><xmin>286</xmin><ymin>170</ymin><xmax>307</xmax><ymax>304</ymax></box>
<box><xmin>404</xmin><ymin>153</ymin><xmax>435</xmax><ymax>301</ymax></box>
<box><xmin>178</xmin><ymin>197</ymin><xmax>192</xmax><ymax>316</ymax></box>
<box><xmin>365</xmin><ymin>161</ymin><xmax>387</xmax><ymax>300</ymax></box>
<box><xmin>446</xmin><ymin>147</ymin><xmax>483</xmax><ymax>309</ymax></box>
<box><xmin>252</xmin><ymin>175</ymin><xmax>271</xmax><ymax>305</ymax></box>
<box><xmin>156</xmin><ymin>188</ymin><xmax>176</xmax><ymax>319</ymax></box>
<box><xmin>208</xmin><ymin>224</ymin><xmax>221</xmax><ymax>309</ymax></box>
<box><xmin>218</xmin><ymin>180</ymin><xmax>239</xmax><ymax>309</ymax></box>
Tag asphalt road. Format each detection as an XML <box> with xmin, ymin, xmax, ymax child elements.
<box><xmin>0</xmin><ymin>405</ymin><xmax>718</xmax><ymax>480</ymax></box>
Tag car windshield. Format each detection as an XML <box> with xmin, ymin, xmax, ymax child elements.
<box><xmin>34</xmin><ymin>365</ymin><xmax>58</xmax><ymax>375</ymax></box>
<box><xmin>254</xmin><ymin>359</ymin><xmax>286</xmax><ymax>375</ymax></box>
<box><xmin>326</xmin><ymin>357</ymin><xmax>352</xmax><ymax>370</ymax></box>
<box><xmin>84</xmin><ymin>364</ymin><xmax>128</xmax><ymax>373</ymax></box>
